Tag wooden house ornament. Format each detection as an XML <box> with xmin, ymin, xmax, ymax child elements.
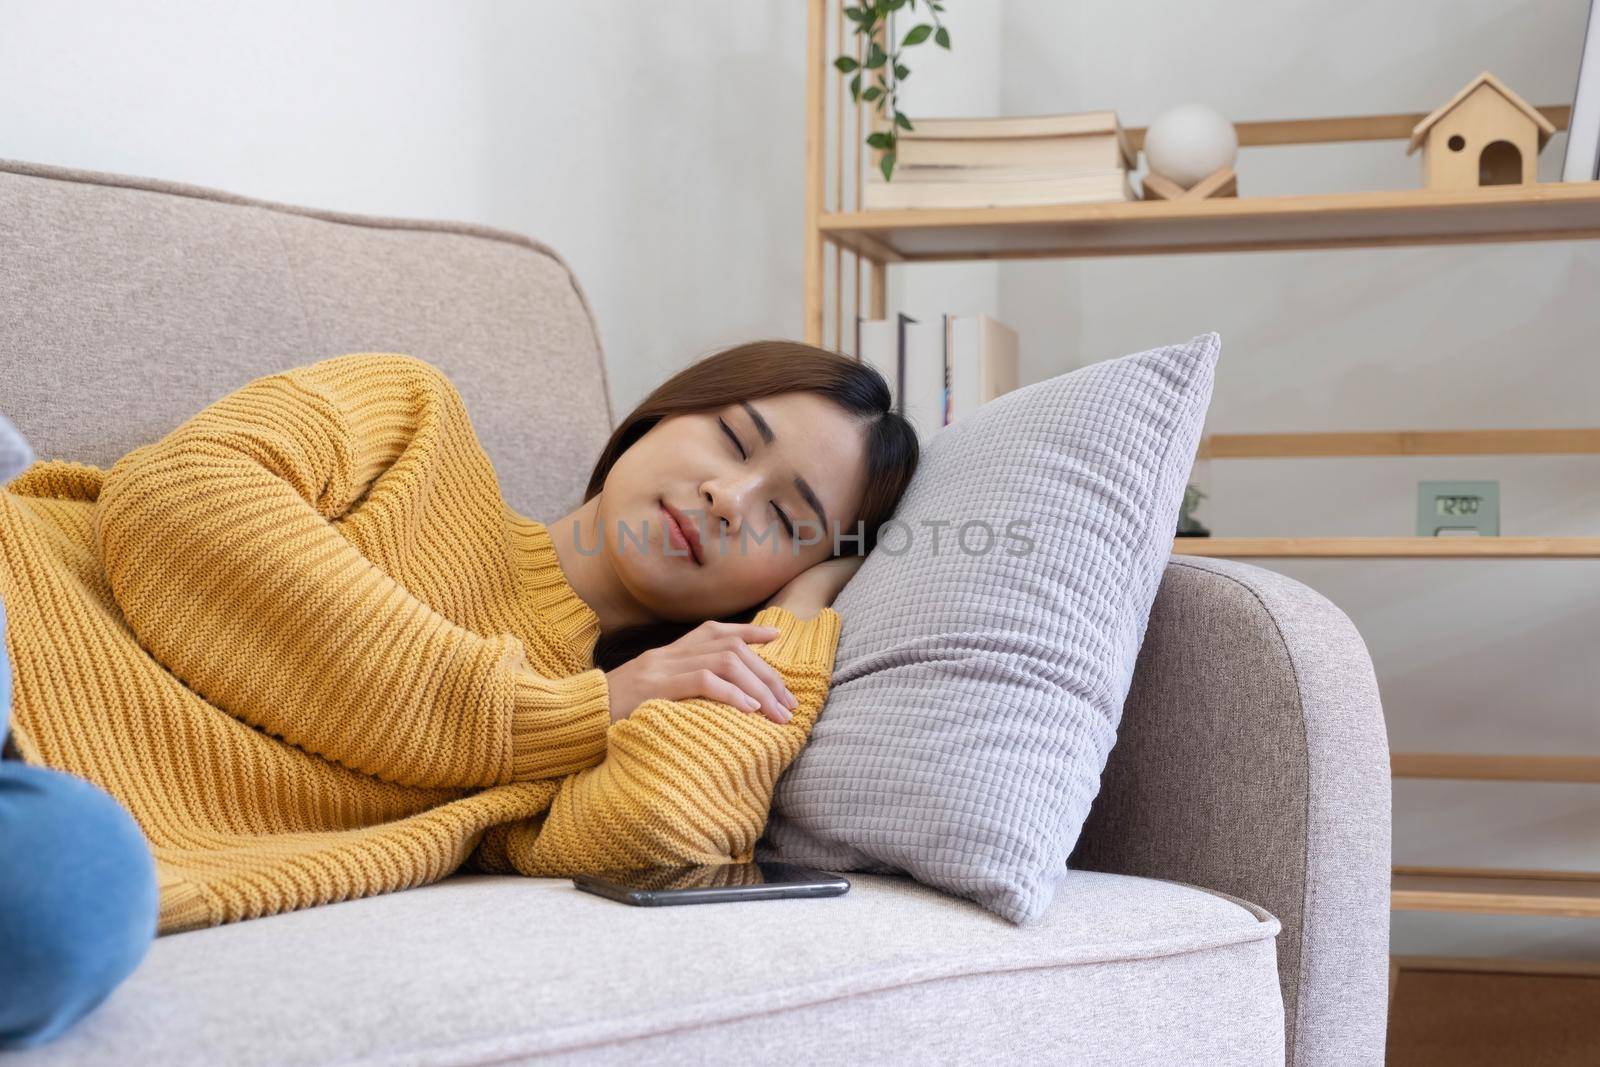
<box><xmin>1407</xmin><ymin>71</ymin><xmax>1555</xmax><ymax>191</ymax></box>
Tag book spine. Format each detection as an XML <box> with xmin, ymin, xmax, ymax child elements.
<box><xmin>894</xmin><ymin>312</ymin><xmax>914</xmax><ymax>418</ymax></box>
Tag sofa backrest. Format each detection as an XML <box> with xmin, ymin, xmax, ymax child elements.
<box><xmin>0</xmin><ymin>158</ymin><xmax>614</xmax><ymax>520</ymax></box>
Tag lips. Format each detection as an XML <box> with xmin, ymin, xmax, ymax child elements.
<box><xmin>660</xmin><ymin>500</ymin><xmax>704</xmax><ymax>565</ymax></box>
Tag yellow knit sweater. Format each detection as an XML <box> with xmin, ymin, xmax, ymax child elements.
<box><xmin>0</xmin><ymin>353</ymin><xmax>841</xmax><ymax>936</ymax></box>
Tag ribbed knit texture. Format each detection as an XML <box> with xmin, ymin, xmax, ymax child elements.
<box><xmin>0</xmin><ymin>353</ymin><xmax>842</xmax><ymax>935</ymax></box>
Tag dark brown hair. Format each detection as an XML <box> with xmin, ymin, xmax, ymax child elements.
<box><xmin>586</xmin><ymin>339</ymin><xmax>919</xmax><ymax>671</ymax></box>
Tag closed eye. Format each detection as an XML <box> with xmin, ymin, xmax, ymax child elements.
<box><xmin>718</xmin><ymin>418</ymin><xmax>746</xmax><ymax>459</ymax></box>
<box><xmin>721</xmin><ymin>417</ymin><xmax>795</xmax><ymax>537</ymax></box>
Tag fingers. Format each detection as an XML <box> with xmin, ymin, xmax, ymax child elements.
<box><xmin>696</xmin><ymin>623</ymin><xmax>796</xmax><ymax>708</ymax></box>
<box><xmin>665</xmin><ymin>669</ymin><xmax>792</xmax><ymax>724</ymax></box>
<box><xmin>683</xmin><ymin>651</ymin><xmax>792</xmax><ymax>723</ymax></box>
<box><xmin>706</xmin><ymin>621</ymin><xmax>782</xmax><ymax>644</ymax></box>
<box><xmin>665</xmin><ymin>621</ymin><xmax>797</xmax><ymax>723</ymax></box>
<box><xmin>724</xmin><ymin>637</ymin><xmax>797</xmax><ymax>711</ymax></box>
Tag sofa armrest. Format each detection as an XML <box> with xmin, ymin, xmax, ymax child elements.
<box><xmin>1070</xmin><ymin>555</ymin><xmax>1391</xmax><ymax>1067</ymax></box>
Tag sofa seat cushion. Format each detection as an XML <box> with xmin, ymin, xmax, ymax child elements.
<box><xmin>12</xmin><ymin>870</ymin><xmax>1284</xmax><ymax>1066</ymax></box>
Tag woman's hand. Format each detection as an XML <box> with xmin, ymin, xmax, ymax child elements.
<box><xmin>763</xmin><ymin>553</ymin><xmax>866</xmax><ymax>621</ymax></box>
<box><xmin>604</xmin><ymin>620</ymin><xmax>800</xmax><ymax>725</ymax></box>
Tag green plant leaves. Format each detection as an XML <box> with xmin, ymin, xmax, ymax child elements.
<box><xmin>832</xmin><ymin>2</ymin><xmax>951</xmax><ymax>183</ymax></box>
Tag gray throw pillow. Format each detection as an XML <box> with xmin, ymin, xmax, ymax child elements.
<box><xmin>756</xmin><ymin>333</ymin><xmax>1221</xmax><ymax>925</ymax></box>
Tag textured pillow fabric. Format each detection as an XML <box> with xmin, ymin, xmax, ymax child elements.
<box><xmin>755</xmin><ymin>333</ymin><xmax>1221</xmax><ymax>925</ymax></box>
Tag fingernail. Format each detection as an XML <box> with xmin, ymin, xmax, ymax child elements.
<box><xmin>778</xmin><ymin>708</ymin><xmax>793</xmax><ymax>723</ymax></box>
<box><xmin>783</xmin><ymin>690</ymin><xmax>798</xmax><ymax>709</ymax></box>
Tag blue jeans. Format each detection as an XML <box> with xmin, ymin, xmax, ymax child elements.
<box><xmin>0</xmin><ymin>593</ymin><xmax>159</xmax><ymax>1049</ymax></box>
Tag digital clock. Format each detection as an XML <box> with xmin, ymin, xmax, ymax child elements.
<box><xmin>1417</xmin><ymin>480</ymin><xmax>1499</xmax><ymax>536</ymax></box>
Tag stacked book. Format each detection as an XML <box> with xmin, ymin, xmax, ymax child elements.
<box><xmin>856</xmin><ymin>313</ymin><xmax>1020</xmax><ymax>445</ymax></box>
<box><xmin>864</xmin><ymin>110</ymin><xmax>1136</xmax><ymax>210</ymax></box>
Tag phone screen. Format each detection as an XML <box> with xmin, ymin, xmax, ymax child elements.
<box><xmin>572</xmin><ymin>860</ymin><xmax>849</xmax><ymax>906</ymax></box>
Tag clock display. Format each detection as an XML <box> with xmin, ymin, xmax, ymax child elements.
<box><xmin>1435</xmin><ymin>495</ymin><xmax>1483</xmax><ymax>516</ymax></box>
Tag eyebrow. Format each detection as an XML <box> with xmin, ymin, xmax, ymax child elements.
<box><xmin>739</xmin><ymin>400</ymin><xmax>829</xmax><ymax>534</ymax></box>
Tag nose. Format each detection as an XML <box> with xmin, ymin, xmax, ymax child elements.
<box><xmin>701</xmin><ymin>486</ymin><xmax>737</xmax><ymax>536</ymax></box>
<box><xmin>700</xmin><ymin>473</ymin><xmax>761</xmax><ymax>536</ymax></box>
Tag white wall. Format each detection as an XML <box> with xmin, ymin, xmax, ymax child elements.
<box><xmin>3</xmin><ymin>0</ymin><xmax>1594</xmax><ymax>961</ymax></box>
<box><xmin>0</xmin><ymin>0</ymin><xmax>825</xmax><ymax>415</ymax></box>
<box><xmin>996</xmin><ymin>0</ymin><xmax>1600</xmax><ymax>961</ymax></box>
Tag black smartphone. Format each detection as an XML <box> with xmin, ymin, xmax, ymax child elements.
<box><xmin>572</xmin><ymin>860</ymin><xmax>849</xmax><ymax>907</ymax></box>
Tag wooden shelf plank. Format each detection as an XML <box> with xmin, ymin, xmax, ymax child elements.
<box><xmin>1123</xmin><ymin>105</ymin><xmax>1571</xmax><ymax>151</ymax></box>
<box><xmin>1390</xmin><ymin>954</ymin><xmax>1600</xmax><ymax>978</ymax></box>
<box><xmin>820</xmin><ymin>183</ymin><xmax>1600</xmax><ymax>263</ymax></box>
<box><xmin>1393</xmin><ymin>753</ymin><xmax>1600</xmax><ymax>783</ymax></box>
<box><xmin>1388</xmin><ymin>751</ymin><xmax>1600</xmax><ymax>783</ymax></box>
<box><xmin>1393</xmin><ymin>868</ymin><xmax>1600</xmax><ymax>918</ymax></box>
<box><xmin>1172</xmin><ymin>537</ymin><xmax>1600</xmax><ymax>558</ymax></box>
<box><xmin>1198</xmin><ymin>429</ymin><xmax>1600</xmax><ymax>458</ymax></box>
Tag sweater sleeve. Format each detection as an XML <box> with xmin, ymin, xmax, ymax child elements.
<box><xmin>468</xmin><ymin>604</ymin><xmax>841</xmax><ymax>876</ymax></box>
<box><xmin>93</xmin><ymin>353</ymin><xmax>612</xmax><ymax>790</ymax></box>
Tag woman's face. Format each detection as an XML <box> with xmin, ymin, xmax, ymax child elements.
<box><xmin>596</xmin><ymin>392</ymin><xmax>871</xmax><ymax>621</ymax></box>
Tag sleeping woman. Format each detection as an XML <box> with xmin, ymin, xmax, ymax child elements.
<box><xmin>0</xmin><ymin>340</ymin><xmax>918</xmax><ymax>1047</ymax></box>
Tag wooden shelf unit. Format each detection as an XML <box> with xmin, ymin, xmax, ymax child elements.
<box><xmin>802</xmin><ymin>0</ymin><xmax>1579</xmax><ymax>341</ymax></box>
<box><xmin>802</xmin><ymin>0</ymin><xmax>1598</xmax><ymax>921</ymax></box>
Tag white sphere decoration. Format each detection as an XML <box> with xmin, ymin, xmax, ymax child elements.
<box><xmin>1143</xmin><ymin>104</ymin><xmax>1238</xmax><ymax>188</ymax></box>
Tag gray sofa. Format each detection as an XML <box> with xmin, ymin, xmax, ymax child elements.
<box><xmin>0</xmin><ymin>158</ymin><xmax>1392</xmax><ymax>1066</ymax></box>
